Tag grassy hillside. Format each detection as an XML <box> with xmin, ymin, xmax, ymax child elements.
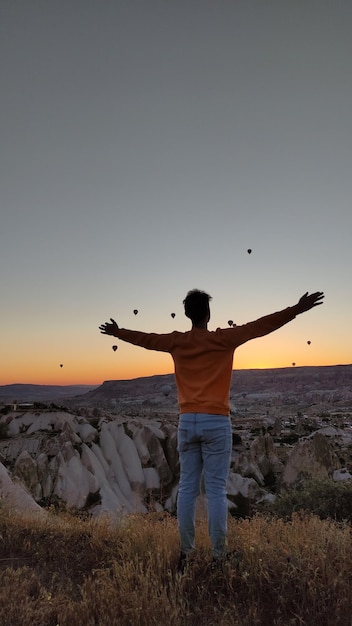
<box><xmin>0</xmin><ymin>506</ymin><xmax>351</xmax><ymax>626</ymax></box>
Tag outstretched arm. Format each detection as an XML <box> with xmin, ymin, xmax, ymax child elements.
<box><xmin>233</xmin><ymin>291</ymin><xmax>325</xmax><ymax>346</ymax></box>
<box><xmin>99</xmin><ymin>318</ymin><xmax>174</xmax><ymax>352</ymax></box>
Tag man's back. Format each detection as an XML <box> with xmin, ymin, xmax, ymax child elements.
<box><xmin>171</xmin><ymin>327</ymin><xmax>235</xmax><ymax>415</ymax></box>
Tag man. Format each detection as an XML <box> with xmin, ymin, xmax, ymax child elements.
<box><xmin>99</xmin><ymin>289</ymin><xmax>324</xmax><ymax>569</ymax></box>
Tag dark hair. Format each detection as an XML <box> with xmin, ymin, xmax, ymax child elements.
<box><xmin>183</xmin><ymin>289</ymin><xmax>212</xmax><ymax>325</ymax></box>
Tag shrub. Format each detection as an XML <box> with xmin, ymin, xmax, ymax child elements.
<box><xmin>271</xmin><ymin>478</ymin><xmax>352</xmax><ymax>522</ymax></box>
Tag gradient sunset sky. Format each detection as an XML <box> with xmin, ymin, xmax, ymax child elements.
<box><xmin>1</xmin><ymin>1</ymin><xmax>351</xmax><ymax>385</ymax></box>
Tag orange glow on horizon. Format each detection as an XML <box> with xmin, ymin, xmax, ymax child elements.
<box><xmin>1</xmin><ymin>355</ymin><xmax>349</xmax><ymax>386</ymax></box>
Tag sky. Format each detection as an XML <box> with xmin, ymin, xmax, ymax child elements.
<box><xmin>1</xmin><ymin>0</ymin><xmax>351</xmax><ymax>385</ymax></box>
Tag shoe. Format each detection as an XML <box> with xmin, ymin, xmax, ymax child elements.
<box><xmin>177</xmin><ymin>551</ymin><xmax>193</xmax><ymax>575</ymax></box>
<box><xmin>211</xmin><ymin>549</ymin><xmax>242</xmax><ymax>570</ymax></box>
<box><xmin>227</xmin><ymin>549</ymin><xmax>242</xmax><ymax>568</ymax></box>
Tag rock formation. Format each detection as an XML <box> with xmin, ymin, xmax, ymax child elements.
<box><xmin>1</xmin><ymin>364</ymin><xmax>352</xmax><ymax>520</ymax></box>
<box><xmin>281</xmin><ymin>432</ymin><xmax>341</xmax><ymax>487</ymax></box>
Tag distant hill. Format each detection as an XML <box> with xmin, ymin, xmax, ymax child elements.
<box><xmin>0</xmin><ymin>384</ymin><xmax>99</xmax><ymax>403</ymax></box>
<box><xmin>1</xmin><ymin>365</ymin><xmax>351</xmax><ymax>406</ymax></box>
<box><xmin>229</xmin><ymin>364</ymin><xmax>352</xmax><ymax>394</ymax></box>
<box><xmin>71</xmin><ymin>364</ymin><xmax>352</xmax><ymax>406</ymax></box>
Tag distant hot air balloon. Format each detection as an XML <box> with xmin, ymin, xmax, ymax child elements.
<box><xmin>112</xmin><ymin>345</ymin><xmax>118</xmax><ymax>352</ymax></box>
<box><xmin>171</xmin><ymin>313</ymin><xmax>176</xmax><ymax>318</ymax></box>
<box><xmin>228</xmin><ymin>320</ymin><xmax>234</xmax><ymax>327</ymax></box>
<box><xmin>247</xmin><ymin>249</ymin><xmax>252</xmax><ymax>254</ymax></box>
<box><xmin>133</xmin><ymin>309</ymin><xmax>138</xmax><ymax>315</ymax></box>
<box><xmin>292</xmin><ymin>362</ymin><xmax>296</xmax><ymax>367</ymax></box>
<box><xmin>60</xmin><ymin>364</ymin><xmax>63</xmax><ymax>368</ymax></box>
<box><xmin>161</xmin><ymin>384</ymin><xmax>172</xmax><ymax>397</ymax></box>
<box><xmin>307</xmin><ymin>340</ymin><xmax>311</xmax><ymax>345</ymax></box>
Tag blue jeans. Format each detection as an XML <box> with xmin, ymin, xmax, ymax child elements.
<box><xmin>177</xmin><ymin>413</ymin><xmax>232</xmax><ymax>558</ymax></box>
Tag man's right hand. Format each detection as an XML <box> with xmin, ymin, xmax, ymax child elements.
<box><xmin>99</xmin><ymin>318</ymin><xmax>119</xmax><ymax>336</ymax></box>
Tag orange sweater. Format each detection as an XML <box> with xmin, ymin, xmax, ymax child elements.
<box><xmin>114</xmin><ymin>305</ymin><xmax>298</xmax><ymax>415</ymax></box>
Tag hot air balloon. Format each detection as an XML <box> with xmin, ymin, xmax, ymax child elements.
<box><xmin>171</xmin><ymin>313</ymin><xmax>176</xmax><ymax>318</ymax></box>
<box><xmin>307</xmin><ymin>340</ymin><xmax>311</xmax><ymax>345</ymax></box>
<box><xmin>161</xmin><ymin>384</ymin><xmax>172</xmax><ymax>397</ymax></box>
<box><xmin>228</xmin><ymin>320</ymin><xmax>234</xmax><ymax>327</ymax></box>
<box><xmin>292</xmin><ymin>362</ymin><xmax>296</xmax><ymax>367</ymax></box>
<box><xmin>133</xmin><ymin>309</ymin><xmax>138</xmax><ymax>315</ymax></box>
<box><xmin>112</xmin><ymin>345</ymin><xmax>118</xmax><ymax>352</ymax></box>
<box><xmin>60</xmin><ymin>364</ymin><xmax>63</xmax><ymax>368</ymax></box>
<box><xmin>247</xmin><ymin>249</ymin><xmax>252</xmax><ymax>254</ymax></box>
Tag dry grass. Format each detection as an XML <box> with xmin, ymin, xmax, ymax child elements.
<box><xmin>0</xmin><ymin>506</ymin><xmax>352</xmax><ymax>626</ymax></box>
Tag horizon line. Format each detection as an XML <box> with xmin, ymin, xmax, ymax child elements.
<box><xmin>1</xmin><ymin>363</ymin><xmax>351</xmax><ymax>387</ymax></box>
